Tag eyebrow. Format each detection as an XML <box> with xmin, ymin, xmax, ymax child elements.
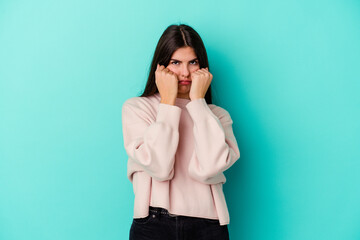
<box><xmin>170</xmin><ymin>58</ymin><xmax>198</xmax><ymax>62</ymax></box>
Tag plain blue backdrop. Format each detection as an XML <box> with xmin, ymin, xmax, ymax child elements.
<box><xmin>1</xmin><ymin>0</ymin><xmax>360</xmax><ymax>239</ymax></box>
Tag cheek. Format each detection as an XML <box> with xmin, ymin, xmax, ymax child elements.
<box><xmin>169</xmin><ymin>67</ymin><xmax>180</xmax><ymax>77</ymax></box>
<box><xmin>167</xmin><ymin>65</ymin><xmax>178</xmax><ymax>74</ymax></box>
<box><xmin>190</xmin><ymin>66</ymin><xmax>200</xmax><ymax>73</ymax></box>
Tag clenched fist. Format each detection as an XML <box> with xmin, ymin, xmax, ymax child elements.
<box><xmin>189</xmin><ymin>67</ymin><xmax>213</xmax><ymax>100</ymax></box>
<box><xmin>155</xmin><ymin>64</ymin><xmax>178</xmax><ymax>105</ymax></box>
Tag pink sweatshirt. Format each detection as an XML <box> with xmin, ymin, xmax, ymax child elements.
<box><xmin>121</xmin><ymin>92</ymin><xmax>240</xmax><ymax>225</ymax></box>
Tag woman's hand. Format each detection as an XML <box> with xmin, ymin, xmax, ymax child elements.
<box><xmin>155</xmin><ymin>64</ymin><xmax>178</xmax><ymax>105</ymax></box>
<box><xmin>189</xmin><ymin>67</ymin><xmax>213</xmax><ymax>100</ymax></box>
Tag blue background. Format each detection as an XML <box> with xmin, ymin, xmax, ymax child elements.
<box><xmin>1</xmin><ymin>0</ymin><xmax>360</xmax><ymax>239</ymax></box>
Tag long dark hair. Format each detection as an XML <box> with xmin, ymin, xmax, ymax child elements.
<box><xmin>139</xmin><ymin>24</ymin><xmax>212</xmax><ymax>104</ymax></box>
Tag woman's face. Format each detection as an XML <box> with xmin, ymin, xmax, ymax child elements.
<box><xmin>167</xmin><ymin>46</ymin><xmax>200</xmax><ymax>99</ymax></box>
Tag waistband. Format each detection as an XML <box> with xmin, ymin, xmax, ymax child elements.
<box><xmin>148</xmin><ymin>206</ymin><xmax>222</xmax><ymax>225</ymax></box>
<box><xmin>149</xmin><ymin>206</ymin><xmax>180</xmax><ymax>217</ymax></box>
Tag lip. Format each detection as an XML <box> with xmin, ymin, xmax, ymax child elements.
<box><xmin>179</xmin><ymin>80</ymin><xmax>191</xmax><ymax>85</ymax></box>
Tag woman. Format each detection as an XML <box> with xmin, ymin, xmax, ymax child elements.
<box><xmin>122</xmin><ymin>24</ymin><xmax>240</xmax><ymax>240</ymax></box>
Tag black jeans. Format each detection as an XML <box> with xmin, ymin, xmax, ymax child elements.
<box><xmin>129</xmin><ymin>206</ymin><xmax>230</xmax><ymax>240</ymax></box>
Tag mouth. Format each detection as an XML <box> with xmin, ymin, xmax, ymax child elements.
<box><xmin>179</xmin><ymin>80</ymin><xmax>191</xmax><ymax>85</ymax></box>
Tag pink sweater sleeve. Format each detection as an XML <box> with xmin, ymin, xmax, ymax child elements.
<box><xmin>185</xmin><ymin>98</ymin><xmax>240</xmax><ymax>184</ymax></box>
<box><xmin>122</xmin><ymin>99</ymin><xmax>182</xmax><ymax>182</ymax></box>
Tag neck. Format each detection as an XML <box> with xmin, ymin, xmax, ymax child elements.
<box><xmin>177</xmin><ymin>93</ymin><xmax>190</xmax><ymax>100</ymax></box>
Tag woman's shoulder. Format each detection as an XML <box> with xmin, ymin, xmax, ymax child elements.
<box><xmin>122</xmin><ymin>93</ymin><xmax>160</xmax><ymax>114</ymax></box>
<box><xmin>124</xmin><ymin>92</ymin><xmax>159</xmax><ymax>106</ymax></box>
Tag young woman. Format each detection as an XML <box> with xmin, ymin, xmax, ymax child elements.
<box><xmin>122</xmin><ymin>24</ymin><xmax>240</xmax><ymax>240</ymax></box>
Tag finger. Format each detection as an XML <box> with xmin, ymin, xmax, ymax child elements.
<box><xmin>165</xmin><ymin>67</ymin><xmax>174</xmax><ymax>73</ymax></box>
<box><xmin>195</xmin><ymin>69</ymin><xmax>206</xmax><ymax>75</ymax></box>
<box><xmin>200</xmin><ymin>69</ymin><xmax>210</xmax><ymax>74</ymax></box>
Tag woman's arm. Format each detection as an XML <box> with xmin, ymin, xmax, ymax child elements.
<box><xmin>122</xmin><ymin>98</ymin><xmax>181</xmax><ymax>182</ymax></box>
<box><xmin>186</xmin><ymin>98</ymin><xmax>240</xmax><ymax>185</ymax></box>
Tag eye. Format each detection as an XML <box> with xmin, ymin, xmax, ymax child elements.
<box><xmin>171</xmin><ymin>61</ymin><xmax>179</xmax><ymax>65</ymax></box>
<box><xmin>190</xmin><ymin>60</ymin><xmax>199</xmax><ymax>65</ymax></box>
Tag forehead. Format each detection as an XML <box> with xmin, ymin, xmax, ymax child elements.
<box><xmin>171</xmin><ymin>46</ymin><xmax>197</xmax><ymax>60</ymax></box>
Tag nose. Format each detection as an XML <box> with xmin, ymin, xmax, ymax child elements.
<box><xmin>180</xmin><ymin>64</ymin><xmax>190</xmax><ymax>78</ymax></box>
